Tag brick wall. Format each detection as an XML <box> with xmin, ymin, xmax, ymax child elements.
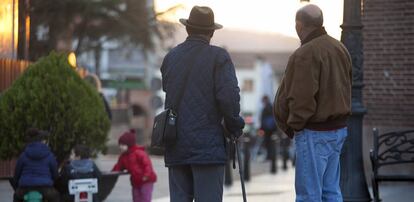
<box><xmin>363</xmin><ymin>0</ymin><xmax>414</xmax><ymax>127</ymax></box>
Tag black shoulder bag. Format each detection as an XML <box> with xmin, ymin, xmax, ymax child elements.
<box><xmin>151</xmin><ymin>48</ymin><xmax>201</xmax><ymax>152</ymax></box>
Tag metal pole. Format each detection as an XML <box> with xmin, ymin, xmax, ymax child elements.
<box><xmin>236</xmin><ymin>139</ymin><xmax>248</xmax><ymax>202</ymax></box>
<box><xmin>340</xmin><ymin>0</ymin><xmax>371</xmax><ymax>201</ymax></box>
<box><xmin>270</xmin><ymin>134</ymin><xmax>277</xmax><ymax>174</ymax></box>
<box><xmin>17</xmin><ymin>0</ymin><xmax>30</xmax><ymax>60</ymax></box>
<box><xmin>242</xmin><ymin>136</ymin><xmax>251</xmax><ymax>181</ymax></box>
<box><xmin>225</xmin><ymin>148</ymin><xmax>233</xmax><ymax>186</ymax></box>
<box><xmin>281</xmin><ymin>137</ymin><xmax>289</xmax><ymax>170</ymax></box>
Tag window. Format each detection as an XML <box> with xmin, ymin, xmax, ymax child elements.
<box><xmin>242</xmin><ymin>79</ymin><xmax>254</xmax><ymax>92</ymax></box>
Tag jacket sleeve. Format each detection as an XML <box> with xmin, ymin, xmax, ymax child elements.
<box><xmin>274</xmin><ymin>75</ymin><xmax>294</xmax><ymax>137</ymax></box>
<box><xmin>137</xmin><ymin>151</ymin><xmax>154</xmax><ymax>179</ymax></box>
<box><xmin>49</xmin><ymin>154</ymin><xmax>59</xmax><ymax>181</ymax></box>
<box><xmin>13</xmin><ymin>156</ymin><xmax>24</xmax><ymax>188</ymax></box>
<box><xmin>161</xmin><ymin>56</ymin><xmax>169</xmax><ymax>92</ymax></box>
<box><xmin>112</xmin><ymin>156</ymin><xmax>124</xmax><ymax>172</ymax></box>
<box><xmin>215</xmin><ymin>50</ymin><xmax>245</xmax><ymax>137</ymax></box>
<box><xmin>282</xmin><ymin>53</ymin><xmax>320</xmax><ymax>132</ymax></box>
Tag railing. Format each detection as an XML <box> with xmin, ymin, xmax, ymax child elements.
<box><xmin>0</xmin><ymin>58</ymin><xmax>31</xmax><ymax>92</ymax></box>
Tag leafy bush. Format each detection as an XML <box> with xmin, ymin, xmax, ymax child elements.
<box><xmin>0</xmin><ymin>52</ymin><xmax>110</xmax><ymax>164</ymax></box>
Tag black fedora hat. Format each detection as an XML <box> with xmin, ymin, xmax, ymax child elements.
<box><xmin>179</xmin><ymin>6</ymin><xmax>223</xmax><ymax>30</ymax></box>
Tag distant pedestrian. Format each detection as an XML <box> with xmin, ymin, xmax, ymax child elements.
<box><xmin>260</xmin><ymin>95</ymin><xmax>277</xmax><ymax>160</ymax></box>
<box><xmin>112</xmin><ymin>129</ymin><xmax>157</xmax><ymax>202</ymax></box>
<box><xmin>13</xmin><ymin>128</ymin><xmax>60</xmax><ymax>202</ymax></box>
<box><xmin>274</xmin><ymin>4</ymin><xmax>352</xmax><ymax>202</ymax></box>
<box><xmin>84</xmin><ymin>74</ymin><xmax>112</xmax><ymax>120</ymax></box>
<box><xmin>160</xmin><ymin>5</ymin><xmax>245</xmax><ymax>202</ymax></box>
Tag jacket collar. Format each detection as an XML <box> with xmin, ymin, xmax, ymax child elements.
<box><xmin>301</xmin><ymin>27</ymin><xmax>327</xmax><ymax>46</ymax></box>
<box><xmin>124</xmin><ymin>144</ymin><xmax>145</xmax><ymax>154</ymax></box>
<box><xmin>186</xmin><ymin>35</ymin><xmax>210</xmax><ymax>44</ymax></box>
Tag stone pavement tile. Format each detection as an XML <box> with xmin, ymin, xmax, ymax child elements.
<box><xmin>153</xmin><ymin>169</ymin><xmax>296</xmax><ymax>202</ymax></box>
<box><xmin>379</xmin><ymin>182</ymin><xmax>414</xmax><ymax>202</ymax></box>
<box><xmin>2</xmin><ymin>154</ymin><xmax>412</xmax><ymax>202</ymax></box>
<box><xmin>97</xmin><ymin>154</ymin><xmax>169</xmax><ymax>201</ymax></box>
<box><xmin>0</xmin><ymin>181</ymin><xmax>13</xmax><ymax>202</ymax></box>
<box><xmin>222</xmin><ymin>169</ymin><xmax>295</xmax><ymax>202</ymax></box>
<box><xmin>102</xmin><ymin>155</ymin><xmax>292</xmax><ymax>201</ymax></box>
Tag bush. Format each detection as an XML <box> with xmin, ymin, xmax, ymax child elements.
<box><xmin>0</xmin><ymin>52</ymin><xmax>110</xmax><ymax>164</ymax></box>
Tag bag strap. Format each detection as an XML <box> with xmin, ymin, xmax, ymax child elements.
<box><xmin>170</xmin><ymin>46</ymin><xmax>204</xmax><ymax>112</ymax></box>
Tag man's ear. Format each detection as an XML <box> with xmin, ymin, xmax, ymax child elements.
<box><xmin>209</xmin><ymin>31</ymin><xmax>214</xmax><ymax>38</ymax></box>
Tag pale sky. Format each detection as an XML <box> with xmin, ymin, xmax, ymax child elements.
<box><xmin>155</xmin><ymin>0</ymin><xmax>344</xmax><ymax>39</ymax></box>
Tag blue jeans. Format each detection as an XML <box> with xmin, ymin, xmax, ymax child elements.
<box><xmin>294</xmin><ymin>128</ymin><xmax>348</xmax><ymax>202</ymax></box>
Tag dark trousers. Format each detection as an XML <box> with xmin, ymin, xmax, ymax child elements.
<box><xmin>14</xmin><ymin>186</ymin><xmax>60</xmax><ymax>202</ymax></box>
<box><xmin>168</xmin><ymin>164</ymin><xmax>225</xmax><ymax>202</ymax></box>
<box><xmin>264</xmin><ymin>130</ymin><xmax>274</xmax><ymax>160</ymax></box>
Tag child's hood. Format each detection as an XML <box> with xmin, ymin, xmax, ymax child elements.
<box><xmin>24</xmin><ymin>142</ymin><xmax>51</xmax><ymax>160</ymax></box>
<box><xmin>70</xmin><ymin>159</ymin><xmax>94</xmax><ymax>174</ymax></box>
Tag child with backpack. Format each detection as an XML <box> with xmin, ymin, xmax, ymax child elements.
<box><xmin>112</xmin><ymin>129</ymin><xmax>157</xmax><ymax>202</ymax></box>
<box><xmin>59</xmin><ymin>144</ymin><xmax>102</xmax><ymax>202</ymax></box>
<box><xmin>13</xmin><ymin>128</ymin><xmax>60</xmax><ymax>202</ymax></box>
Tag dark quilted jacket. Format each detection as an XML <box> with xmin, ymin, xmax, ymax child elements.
<box><xmin>161</xmin><ymin>36</ymin><xmax>245</xmax><ymax>166</ymax></box>
<box><xmin>13</xmin><ymin>142</ymin><xmax>58</xmax><ymax>187</ymax></box>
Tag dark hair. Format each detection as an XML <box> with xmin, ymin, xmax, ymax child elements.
<box><xmin>262</xmin><ymin>95</ymin><xmax>270</xmax><ymax>103</ymax></box>
<box><xmin>186</xmin><ymin>27</ymin><xmax>214</xmax><ymax>37</ymax></box>
<box><xmin>25</xmin><ymin>128</ymin><xmax>46</xmax><ymax>142</ymax></box>
<box><xmin>296</xmin><ymin>9</ymin><xmax>323</xmax><ymax>27</ymax></box>
<box><xmin>74</xmin><ymin>144</ymin><xmax>91</xmax><ymax>159</ymax></box>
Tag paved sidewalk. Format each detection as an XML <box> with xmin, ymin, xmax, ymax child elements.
<box><xmin>1</xmin><ymin>154</ymin><xmax>413</xmax><ymax>202</ymax></box>
<box><xmin>153</xmin><ymin>168</ymin><xmax>296</xmax><ymax>202</ymax></box>
<box><xmin>153</xmin><ymin>168</ymin><xmax>414</xmax><ymax>202</ymax></box>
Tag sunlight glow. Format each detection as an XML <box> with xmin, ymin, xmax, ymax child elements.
<box><xmin>0</xmin><ymin>0</ymin><xmax>18</xmax><ymax>58</ymax></box>
<box><xmin>155</xmin><ymin>0</ymin><xmax>344</xmax><ymax>39</ymax></box>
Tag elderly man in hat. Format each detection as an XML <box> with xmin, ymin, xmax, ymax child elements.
<box><xmin>274</xmin><ymin>4</ymin><xmax>352</xmax><ymax>202</ymax></box>
<box><xmin>160</xmin><ymin>5</ymin><xmax>244</xmax><ymax>202</ymax></box>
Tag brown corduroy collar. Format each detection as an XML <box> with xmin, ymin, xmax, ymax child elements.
<box><xmin>301</xmin><ymin>27</ymin><xmax>327</xmax><ymax>46</ymax></box>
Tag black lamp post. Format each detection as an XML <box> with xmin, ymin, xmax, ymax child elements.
<box><xmin>340</xmin><ymin>0</ymin><xmax>371</xmax><ymax>201</ymax></box>
<box><xmin>17</xmin><ymin>0</ymin><xmax>30</xmax><ymax>60</ymax></box>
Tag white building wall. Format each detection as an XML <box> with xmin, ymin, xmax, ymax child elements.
<box><xmin>236</xmin><ymin>68</ymin><xmax>257</xmax><ymax>115</ymax></box>
<box><xmin>235</xmin><ymin>60</ymin><xmax>279</xmax><ymax>127</ymax></box>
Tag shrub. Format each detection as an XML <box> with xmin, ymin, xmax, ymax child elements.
<box><xmin>0</xmin><ymin>52</ymin><xmax>110</xmax><ymax>164</ymax></box>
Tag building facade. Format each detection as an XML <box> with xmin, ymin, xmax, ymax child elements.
<box><xmin>230</xmin><ymin>51</ymin><xmax>291</xmax><ymax>127</ymax></box>
<box><xmin>362</xmin><ymin>0</ymin><xmax>414</xmax><ymax>175</ymax></box>
<box><xmin>363</xmin><ymin>0</ymin><xmax>414</xmax><ymax>130</ymax></box>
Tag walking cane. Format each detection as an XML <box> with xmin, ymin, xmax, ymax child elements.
<box><xmin>233</xmin><ymin>137</ymin><xmax>248</xmax><ymax>202</ymax></box>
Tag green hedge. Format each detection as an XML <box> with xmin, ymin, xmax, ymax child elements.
<box><xmin>0</xmin><ymin>52</ymin><xmax>110</xmax><ymax>164</ymax></box>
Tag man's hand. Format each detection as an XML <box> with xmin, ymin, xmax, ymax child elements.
<box><xmin>286</xmin><ymin>128</ymin><xmax>294</xmax><ymax>138</ymax></box>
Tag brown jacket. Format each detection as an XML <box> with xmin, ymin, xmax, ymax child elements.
<box><xmin>274</xmin><ymin>34</ymin><xmax>352</xmax><ymax>138</ymax></box>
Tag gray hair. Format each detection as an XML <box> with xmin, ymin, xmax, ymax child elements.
<box><xmin>296</xmin><ymin>4</ymin><xmax>324</xmax><ymax>27</ymax></box>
